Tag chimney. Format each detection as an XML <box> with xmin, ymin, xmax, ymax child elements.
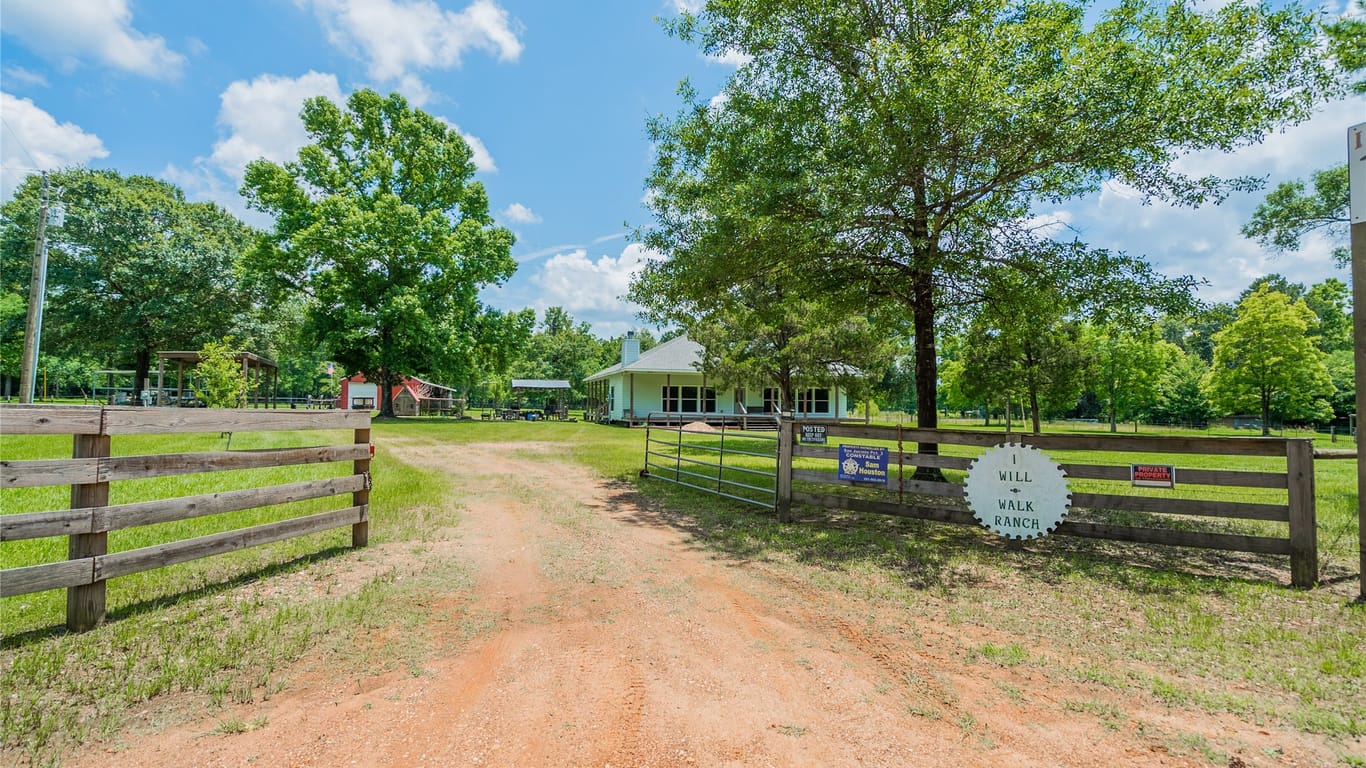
<box><xmin>621</xmin><ymin>330</ymin><xmax>641</xmax><ymax>365</ymax></box>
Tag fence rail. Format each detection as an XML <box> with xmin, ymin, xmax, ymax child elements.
<box><xmin>0</xmin><ymin>405</ymin><xmax>372</xmax><ymax>631</ymax></box>
<box><xmin>642</xmin><ymin>414</ymin><xmax>780</xmax><ymax>509</ymax></box>
<box><xmin>775</xmin><ymin>421</ymin><xmax>1317</xmax><ymax>587</ymax></box>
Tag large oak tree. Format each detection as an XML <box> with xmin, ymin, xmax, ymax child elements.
<box><xmin>1</xmin><ymin>169</ymin><xmax>256</xmax><ymax>395</ymax></box>
<box><xmin>243</xmin><ymin>90</ymin><xmax>517</xmax><ymax>417</ymax></box>
<box><xmin>641</xmin><ymin>0</ymin><xmax>1337</xmax><ymax>467</ymax></box>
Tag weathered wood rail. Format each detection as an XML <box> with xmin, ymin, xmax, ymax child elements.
<box><xmin>0</xmin><ymin>405</ymin><xmax>372</xmax><ymax>631</ymax></box>
<box><xmin>775</xmin><ymin>422</ymin><xmax>1318</xmax><ymax>588</ymax></box>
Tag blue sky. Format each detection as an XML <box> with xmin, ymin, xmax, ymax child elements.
<box><xmin>1</xmin><ymin>0</ymin><xmax>1361</xmax><ymax>339</ymax></box>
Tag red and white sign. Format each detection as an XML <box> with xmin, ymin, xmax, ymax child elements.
<box><xmin>1131</xmin><ymin>464</ymin><xmax>1175</xmax><ymax>489</ymax></box>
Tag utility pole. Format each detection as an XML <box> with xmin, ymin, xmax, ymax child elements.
<box><xmin>19</xmin><ymin>171</ymin><xmax>50</xmax><ymax>404</ymax></box>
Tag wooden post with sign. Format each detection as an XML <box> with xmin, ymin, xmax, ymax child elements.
<box><xmin>776</xmin><ymin>418</ymin><xmax>794</xmax><ymax>523</ymax></box>
<box><xmin>352</xmin><ymin>427</ymin><xmax>371</xmax><ymax>547</ymax></box>
<box><xmin>1351</xmin><ymin>120</ymin><xmax>1366</xmax><ymax>601</ymax></box>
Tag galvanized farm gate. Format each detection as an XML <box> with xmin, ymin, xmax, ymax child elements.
<box><xmin>641</xmin><ymin>413</ymin><xmax>781</xmax><ymax>508</ymax></box>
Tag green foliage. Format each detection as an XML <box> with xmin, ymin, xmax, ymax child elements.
<box><xmin>0</xmin><ymin>169</ymin><xmax>258</xmax><ymax>392</ymax></box>
<box><xmin>1205</xmin><ymin>287</ymin><xmax>1334</xmax><ymax>433</ymax></box>
<box><xmin>644</xmin><ymin>0</ymin><xmax>1329</xmax><ymax>432</ymax></box>
<box><xmin>1325</xmin><ymin>0</ymin><xmax>1366</xmax><ymax>95</ymax></box>
<box><xmin>0</xmin><ymin>291</ymin><xmax>28</xmax><ymax>378</ymax></box>
<box><xmin>1242</xmin><ymin>166</ymin><xmax>1350</xmax><ymax>266</ymax></box>
<box><xmin>1150</xmin><ymin>351</ymin><xmax>1216</xmax><ymax>428</ymax></box>
<box><xmin>1303</xmin><ymin>278</ymin><xmax>1352</xmax><ymax>355</ymax></box>
<box><xmin>956</xmin><ymin>275</ymin><xmax>1094</xmax><ymax>432</ymax></box>
<box><xmin>511</xmin><ymin>307</ymin><xmax>608</xmax><ymax>401</ymax></box>
<box><xmin>1090</xmin><ymin>327</ymin><xmax>1179</xmax><ymax>432</ymax></box>
<box><xmin>192</xmin><ymin>337</ymin><xmax>249</xmax><ymax>408</ymax></box>
<box><xmin>632</xmin><ymin>271</ymin><xmax>901</xmax><ymax>409</ymax></box>
<box><xmin>1324</xmin><ymin>349</ymin><xmax>1355</xmax><ymax>420</ymax></box>
<box><xmin>242</xmin><ymin>89</ymin><xmax>517</xmax><ymax>417</ymax></box>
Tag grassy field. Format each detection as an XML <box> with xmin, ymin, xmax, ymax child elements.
<box><xmin>2</xmin><ymin>418</ymin><xmax>1363</xmax><ymax>766</ymax></box>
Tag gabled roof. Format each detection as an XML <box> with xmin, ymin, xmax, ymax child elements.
<box><xmin>585</xmin><ymin>335</ymin><xmax>703</xmax><ymax>382</ymax></box>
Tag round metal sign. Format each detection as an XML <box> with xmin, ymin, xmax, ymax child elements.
<box><xmin>964</xmin><ymin>443</ymin><xmax>1071</xmax><ymax>540</ymax></box>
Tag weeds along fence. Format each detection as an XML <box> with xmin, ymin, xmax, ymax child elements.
<box><xmin>772</xmin><ymin>422</ymin><xmax>1319</xmax><ymax>588</ymax></box>
<box><xmin>0</xmin><ymin>405</ymin><xmax>372</xmax><ymax>632</ymax></box>
<box><xmin>643</xmin><ymin>414</ymin><xmax>781</xmax><ymax>508</ymax></box>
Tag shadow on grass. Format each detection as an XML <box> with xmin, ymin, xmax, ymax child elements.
<box><xmin>603</xmin><ymin>478</ymin><xmax>1328</xmax><ymax>598</ymax></box>
<box><xmin>1</xmin><ymin>545</ymin><xmax>354</xmax><ymax>649</ymax></box>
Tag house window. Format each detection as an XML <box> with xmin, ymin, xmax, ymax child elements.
<box><xmin>663</xmin><ymin>385</ymin><xmax>716</xmax><ymax>412</ymax></box>
<box><xmin>608</xmin><ymin>386</ymin><xmax>615</xmax><ymax>413</ymax></box>
<box><xmin>351</xmin><ymin>397</ymin><xmax>375</xmax><ymax>410</ymax></box>
<box><xmin>763</xmin><ymin>388</ymin><xmax>781</xmax><ymax>413</ymax></box>
<box><xmin>795</xmin><ymin>388</ymin><xmax>830</xmax><ymax>414</ymax></box>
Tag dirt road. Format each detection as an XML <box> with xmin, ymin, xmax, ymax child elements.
<box><xmin>77</xmin><ymin>440</ymin><xmax>1252</xmax><ymax>767</ymax></box>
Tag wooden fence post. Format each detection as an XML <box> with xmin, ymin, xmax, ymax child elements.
<box><xmin>776</xmin><ymin>418</ymin><xmax>793</xmax><ymax>522</ymax></box>
<box><xmin>68</xmin><ymin>431</ymin><xmax>110</xmax><ymax>631</ymax></box>
<box><xmin>1286</xmin><ymin>439</ymin><xmax>1317</xmax><ymax>589</ymax></box>
<box><xmin>352</xmin><ymin>426</ymin><xmax>371</xmax><ymax>547</ymax></box>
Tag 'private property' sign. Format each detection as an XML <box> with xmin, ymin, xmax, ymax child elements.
<box><xmin>1131</xmin><ymin>464</ymin><xmax>1175</xmax><ymax>488</ymax></box>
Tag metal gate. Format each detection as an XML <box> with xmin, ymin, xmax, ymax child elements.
<box><xmin>642</xmin><ymin>414</ymin><xmax>780</xmax><ymax>508</ymax></box>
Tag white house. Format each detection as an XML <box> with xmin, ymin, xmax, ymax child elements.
<box><xmin>584</xmin><ymin>332</ymin><xmax>852</xmax><ymax>425</ymax></box>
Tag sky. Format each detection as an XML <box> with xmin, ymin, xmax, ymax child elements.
<box><xmin>1</xmin><ymin>0</ymin><xmax>1362</xmax><ymax>340</ymax></box>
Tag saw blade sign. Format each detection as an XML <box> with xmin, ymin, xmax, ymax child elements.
<box><xmin>964</xmin><ymin>443</ymin><xmax>1071</xmax><ymax>540</ymax></box>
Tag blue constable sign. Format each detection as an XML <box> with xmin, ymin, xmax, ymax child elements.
<box><xmin>838</xmin><ymin>445</ymin><xmax>889</xmax><ymax>485</ymax></box>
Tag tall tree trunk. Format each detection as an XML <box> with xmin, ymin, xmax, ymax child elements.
<box><xmin>1109</xmin><ymin>396</ymin><xmax>1118</xmax><ymax>433</ymax></box>
<box><xmin>134</xmin><ymin>348</ymin><xmax>152</xmax><ymax>407</ymax></box>
<box><xmin>1029</xmin><ymin>384</ymin><xmax>1041</xmax><ymax>434</ymax></box>
<box><xmin>1261</xmin><ymin>389</ymin><xmax>1271</xmax><ymax>436</ymax></box>
<box><xmin>911</xmin><ymin>266</ymin><xmax>943</xmax><ymax>480</ymax></box>
<box><xmin>379</xmin><ymin>369</ymin><xmax>396</xmax><ymax>418</ymax></box>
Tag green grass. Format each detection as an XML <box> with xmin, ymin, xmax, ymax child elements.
<box><xmin>1</xmin><ymin>416</ymin><xmax>1363</xmax><ymax>765</ymax></box>
<box><xmin>621</xmin><ymin>424</ymin><xmax>1365</xmax><ymax>744</ymax></box>
<box><xmin>1</xmin><ymin>423</ymin><xmax>468</xmax><ymax>765</ymax></box>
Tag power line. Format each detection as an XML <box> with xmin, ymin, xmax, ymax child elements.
<box><xmin>0</xmin><ymin>115</ymin><xmax>43</xmax><ymax>170</ymax></box>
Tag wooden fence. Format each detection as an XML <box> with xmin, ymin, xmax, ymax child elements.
<box><xmin>0</xmin><ymin>405</ymin><xmax>372</xmax><ymax>631</ymax></box>
<box><xmin>776</xmin><ymin>422</ymin><xmax>1318</xmax><ymax>587</ymax></box>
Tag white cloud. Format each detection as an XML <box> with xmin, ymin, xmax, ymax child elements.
<box><xmin>430</xmin><ymin>115</ymin><xmax>496</xmax><ymax>173</ymax></box>
<box><xmin>532</xmin><ymin>243</ymin><xmax>661</xmax><ymax>313</ymax></box>
<box><xmin>705</xmin><ymin>49</ymin><xmax>753</xmax><ymax>67</ymax></box>
<box><xmin>300</xmin><ymin>0</ymin><xmax>522</xmax><ymax>85</ymax></box>
<box><xmin>460</xmin><ymin>129</ymin><xmax>497</xmax><ymax>173</ymax></box>
<box><xmin>0</xmin><ymin>0</ymin><xmax>184</xmax><ymax>78</ymax></box>
<box><xmin>1020</xmin><ymin>210</ymin><xmax>1074</xmax><ymax>238</ymax></box>
<box><xmin>1171</xmin><ymin>99</ymin><xmax>1364</xmax><ymax>183</ymax></box>
<box><xmin>2</xmin><ymin>66</ymin><xmax>48</xmax><ymax>88</ymax></box>
<box><xmin>159</xmin><ymin>72</ymin><xmax>342</xmax><ymax>222</ymax></box>
<box><xmin>501</xmin><ymin>202</ymin><xmax>540</xmax><ymax>224</ymax></box>
<box><xmin>210</xmin><ymin>72</ymin><xmax>344</xmax><ymax>179</ymax></box>
<box><xmin>0</xmin><ymin>92</ymin><xmax>107</xmax><ymax>200</ymax></box>
<box><xmin>1060</xmin><ymin>95</ymin><xmax>1362</xmax><ymax>305</ymax></box>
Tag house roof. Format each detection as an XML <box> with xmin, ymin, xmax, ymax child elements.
<box><xmin>511</xmin><ymin>379</ymin><xmax>571</xmax><ymax>390</ymax></box>
<box><xmin>585</xmin><ymin>335</ymin><xmax>703</xmax><ymax>382</ymax></box>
